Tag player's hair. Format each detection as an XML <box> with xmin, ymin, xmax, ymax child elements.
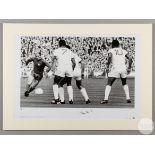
<box><xmin>59</xmin><ymin>40</ymin><xmax>66</xmax><ymax>47</ymax></box>
<box><xmin>112</xmin><ymin>40</ymin><xmax>120</xmax><ymax>48</ymax></box>
<box><xmin>66</xmin><ymin>45</ymin><xmax>71</xmax><ymax>49</ymax></box>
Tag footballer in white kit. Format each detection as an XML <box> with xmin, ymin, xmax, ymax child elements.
<box><xmin>54</xmin><ymin>47</ymin><xmax>74</xmax><ymax>78</ymax></box>
<box><xmin>101</xmin><ymin>39</ymin><xmax>133</xmax><ymax>104</ymax></box>
<box><xmin>108</xmin><ymin>46</ymin><xmax>128</xmax><ymax>78</ymax></box>
<box><xmin>66</xmin><ymin>45</ymin><xmax>90</xmax><ymax>104</ymax></box>
<box><xmin>73</xmin><ymin>53</ymin><xmax>82</xmax><ymax>80</ymax></box>
<box><xmin>51</xmin><ymin>40</ymin><xmax>76</xmax><ymax>104</ymax></box>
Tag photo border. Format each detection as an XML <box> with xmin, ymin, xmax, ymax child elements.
<box><xmin>17</xmin><ymin>34</ymin><xmax>137</xmax><ymax>119</ymax></box>
<box><xmin>0</xmin><ymin>19</ymin><xmax>154</xmax><ymax>134</ymax></box>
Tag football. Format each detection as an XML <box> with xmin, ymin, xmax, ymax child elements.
<box><xmin>35</xmin><ymin>88</ymin><xmax>43</xmax><ymax>94</ymax></box>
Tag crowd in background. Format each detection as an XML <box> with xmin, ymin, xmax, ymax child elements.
<box><xmin>21</xmin><ymin>36</ymin><xmax>135</xmax><ymax>77</ymax></box>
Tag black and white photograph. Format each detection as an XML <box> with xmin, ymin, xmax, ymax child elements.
<box><xmin>20</xmin><ymin>36</ymin><xmax>135</xmax><ymax>108</ymax></box>
<box><xmin>3</xmin><ymin>23</ymin><xmax>152</xmax><ymax>130</ymax></box>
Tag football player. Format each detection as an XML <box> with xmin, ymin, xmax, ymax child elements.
<box><xmin>24</xmin><ymin>49</ymin><xmax>51</xmax><ymax>97</ymax></box>
<box><xmin>66</xmin><ymin>45</ymin><xmax>90</xmax><ymax>104</ymax></box>
<box><xmin>51</xmin><ymin>40</ymin><xmax>76</xmax><ymax>104</ymax></box>
<box><xmin>101</xmin><ymin>39</ymin><xmax>132</xmax><ymax>104</ymax></box>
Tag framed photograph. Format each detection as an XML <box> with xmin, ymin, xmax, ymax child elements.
<box><xmin>3</xmin><ymin>23</ymin><xmax>152</xmax><ymax>131</ymax></box>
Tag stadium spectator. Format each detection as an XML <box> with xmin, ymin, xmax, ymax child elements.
<box><xmin>21</xmin><ymin>36</ymin><xmax>135</xmax><ymax>77</ymax></box>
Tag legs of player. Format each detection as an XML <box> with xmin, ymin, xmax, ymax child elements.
<box><xmin>25</xmin><ymin>72</ymin><xmax>43</xmax><ymax>97</ymax></box>
<box><xmin>121</xmin><ymin>78</ymin><xmax>131</xmax><ymax>103</ymax></box>
<box><xmin>58</xmin><ymin>87</ymin><xmax>65</xmax><ymax>103</ymax></box>
<box><xmin>56</xmin><ymin>76</ymin><xmax>73</xmax><ymax>104</ymax></box>
<box><xmin>28</xmin><ymin>79</ymin><xmax>40</xmax><ymax>92</ymax></box>
<box><xmin>58</xmin><ymin>77</ymin><xmax>66</xmax><ymax>104</ymax></box>
<box><xmin>76</xmin><ymin>80</ymin><xmax>90</xmax><ymax>104</ymax></box>
<box><xmin>101</xmin><ymin>77</ymin><xmax>116</xmax><ymax>104</ymax></box>
<box><xmin>66</xmin><ymin>77</ymin><xmax>73</xmax><ymax>104</ymax></box>
<box><xmin>53</xmin><ymin>76</ymin><xmax>59</xmax><ymax>102</ymax></box>
<box><xmin>25</xmin><ymin>74</ymin><xmax>33</xmax><ymax>96</ymax></box>
<box><xmin>25</xmin><ymin>84</ymin><xmax>30</xmax><ymax>92</ymax></box>
<box><xmin>56</xmin><ymin>76</ymin><xmax>74</xmax><ymax>104</ymax></box>
<box><xmin>25</xmin><ymin>74</ymin><xmax>35</xmax><ymax>97</ymax></box>
<box><xmin>51</xmin><ymin>75</ymin><xmax>62</xmax><ymax>104</ymax></box>
<box><xmin>25</xmin><ymin>79</ymin><xmax>40</xmax><ymax>96</ymax></box>
<box><xmin>67</xmin><ymin>86</ymin><xmax>73</xmax><ymax>102</ymax></box>
<box><xmin>25</xmin><ymin>84</ymin><xmax>31</xmax><ymax>97</ymax></box>
<box><xmin>53</xmin><ymin>84</ymin><xmax>59</xmax><ymax>100</ymax></box>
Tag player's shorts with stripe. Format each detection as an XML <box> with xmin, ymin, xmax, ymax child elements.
<box><xmin>55</xmin><ymin>65</ymin><xmax>73</xmax><ymax>77</ymax></box>
<box><xmin>108</xmin><ymin>66</ymin><xmax>127</xmax><ymax>78</ymax></box>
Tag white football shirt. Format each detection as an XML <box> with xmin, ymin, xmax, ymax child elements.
<box><xmin>53</xmin><ymin>47</ymin><xmax>74</xmax><ymax>67</ymax></box>
<box><xmin>108</xmin><ymin>48</ymin><xmax>128</xmax><ymax>68</ymax></box>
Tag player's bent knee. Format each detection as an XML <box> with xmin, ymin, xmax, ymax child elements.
<box><xmin>107</xmin><ymin>77</ymin><xmax>116</xmax><ymax>86</ymax></box>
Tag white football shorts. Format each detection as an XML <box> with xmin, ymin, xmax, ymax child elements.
<box><xmin>55</xmin><ymin>65</ymin><xmax>73</xmax><ymax>77</ymax></box>
<box><xmin>108</xmin><ymin>66</ymin><xmax>127</xmax><ymax>78</ymax></box>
